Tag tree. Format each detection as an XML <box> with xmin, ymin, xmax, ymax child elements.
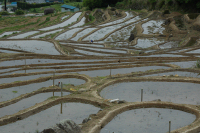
<box><xmin>4</xmin><ymin>0</ymin><xmax>6</xmax><ymax>11</ymax></box>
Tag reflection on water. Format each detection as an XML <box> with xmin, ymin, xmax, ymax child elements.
<box><xmin>100</xmin><ymin>81</ymin><xmax>200</xmax><ymax>105</ymax></box>
<box><xmin>101</xmin><ymin>108</ymin><xmax>195</xmax><ymax>133</ymax></box>
<box><xmin>0</xmin><ymin>103</ymin><xmax>100</xmax><ymax>133</ymax></box>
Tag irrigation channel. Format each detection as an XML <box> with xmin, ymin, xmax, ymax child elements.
<box><xmin>0</xmin><ymin>9</ymin><xmax>200</xmax><ymax>133</ymax></box>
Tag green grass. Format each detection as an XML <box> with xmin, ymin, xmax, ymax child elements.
<box><xmin>12</xmin><ymin>91</ymin><xmax>18</xmax><ymax>93</ymax></box>
<box><xmin>64</xmin><ymin>83</ymin><xmax>73</xmax><ymax>86</ymax></box>
<box><xmin>196</xmin><ymin>60</ymin><xmax>200</xmax><ymax>68</ymax></box>
<box><xmin>97</xmin><ymin>76</ymin><xmax>107</xmax><ymax>79</ymax></box>
<box><xmin>47</xmin><ymin>96</ymin><xmax>59</xmax><ymax>100</ymax></box>
<box><xmin>0</xmin><ymin>18</ymin><xmax>41</xmax><ymax>34</ymax></box>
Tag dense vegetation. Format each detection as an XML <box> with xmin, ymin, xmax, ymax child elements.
<box><xmin>116</xmin><ymin>0</ymin><xmax>200</xmax><ymax>12</ymax></box>
<box><xmin>83</xmin><ymin>0</ymin><xmax>200</xmax><ymax>12</ymax></box>
<box><xmin>83</xmin><ymin>0</ymin><xmax>123</xmax><ymax>10</ymax></box>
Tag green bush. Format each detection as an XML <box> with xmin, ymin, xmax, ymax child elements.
<box><xmin>0</xmin><ymin>11</ymin><xmax>10</xmax><ymax>15</ymax></box>
<box><xmin>15</xmin><ymin>10</ymin><xmax>25</xmax><ymax>15</ymax></box>
<box><xmin>163</xmin><ymin>9</ymin><xmax>170</xmax><ymax>14</ymax></box>
<box><xmin>0</xmin><ymin>15</ymin><xmax>1</xmax><ymax>18</ymax></box>
<box><xmin>115</xmin><ymin>2</ymin><xmax>124</xmax><ymax>8</ymax></box>
<box><xmin>196</xmin><ymin>60</ymin><xmax>200</xmax><ymax>68</ymax></box>
<box><xmin>89</xmin><ymin>14</ymin><xmax>94</xmax><ymax>21</ymax></box>
<box><xmin>46</xmin><ymin>16</ymin><xmax>50</xmax><ymax>21</ymax></box>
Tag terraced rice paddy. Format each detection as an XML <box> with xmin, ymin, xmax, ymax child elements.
<box><xmin>0</xmin><ymin>9</ymin><xmax>200</xmax><ymax>133</ymax></box>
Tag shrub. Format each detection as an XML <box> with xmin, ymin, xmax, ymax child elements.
<box><xmin>46</xmin><ymin>16</ymin><xmax>50</xmax><ymax>21</ymax></box>
<box><xmin>89</xmin><ymin>14</ymin><xmax>94</xmax><ymax>21</ymax></box>
<box><xmin>163</xmin><ymin>9</ymin><xmax>170</xmax><ymax>14</ymax></box>
<box><xmin>0</xmin><ymin>11</ymin><xmax>10</xmax><ymax>15</ymax></box>
<box><xmin>15</xmin><ymin>10</ymin><xmax>25</xmax><ymax>15</ymax></box>
<box><xmin>196</xmin><ymin>60</ymin><xmax>200</xmax><ymax>68</ymax></box>
<box><xmin>115</xmin><ymin>2</ymin><xmax>124</xmax><ymax>8</ymax></box>
<box><xmin>0</xmin><ymin>15</ymin><xmax>1</xmax><ymax>18</ymax></box>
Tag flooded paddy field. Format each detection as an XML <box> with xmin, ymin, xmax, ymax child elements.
<box><xmin>134</xmin><ymin>38</ymin><xmax>165</xmax><ymax>48</ymax></box>
<box><xmin>0</xmin><ymin>9</ymin><xmax>200</xmax><ymax>133</ymax></box>
<box><xmin>101</xmin><ymin>108</ymin><xmax>195</xmax><ymax>133</ymax></box>
<box><xmin>8</xmin><ymin>31</ymin><xmax>39</xmax><ymax>39</ymax></box>
<box><xmin>0</xmin><ymin>40</ymin><xmax>60</xmax><ymax>55</ymax></box>
<box><xmin>0</xmin><ymin>77</ymin><xmax>85</xmax><ymax>102</ymax></box>
<box><xmin>142</xmin><ymin>20</ymin><xmax>165</xmax><ymax>34</ymax></box>
<box><xmin>0</xmin><ymin>92</ymin><xmax>71</xmax><ymax>118</ymax></box>
<box><xmin>100</xmin><ymin>81</ymin><xmax>200</xmax><ymax>105</ymax></box>
<box><xmin>142</xmin><ymin>71</ymin><xmax>200</xmax><ymax>78</ymax></box>
<box><xmin>39</xmin><ymin>12</ymin><xmax>82</xmax><ymax>31</ymax></box>
<box><xmin>0</xmin><ymin>31</ymin><xmax>20</xmax><ymax>38</ymax></box>
<box><xmin>55</xmin><ymin>28</ymin><xmax>83</xmax><ymax>40</ymax></box>
<box><xmin>31</xmin><ymin>29</ymin><xmax>63</xmax><ymax>39</ymax></box>
<box><xmin>0</xmin><ymin>102</ymin><xmax>100</xmax><ymax>133</ymax></box>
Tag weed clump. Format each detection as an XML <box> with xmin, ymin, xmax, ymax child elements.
<box><xmin>196</xmin><ymin>60</ymin><xmax>200</xmax><ymax>68</ymax></box>
<box><xmin>15</xmin><ymin>10</ymin><xmax>25</xmax><ymax>15</ymax></box>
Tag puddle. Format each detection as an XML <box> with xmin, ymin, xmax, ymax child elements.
<box><xmin>166</xmin><ymin>61</ymin><xmax>196</xmax><ymax>68</ymax></box>
<box><xmin>159</xmin><ymin>41</ymin><xmax>179</xmax><ymax>49</ymax></box>
<box><xmin>8</xmin><ymin>31</ymin><xmax>39</xmax><ymax>39</ymax></box>
<box><xmin>60</xmin><ymin>42</ymin><xmax>104</xmax><ymax>47</ymax></box>
<box><xmin>100</xmin><ymin>81</ymin><xmax>200</xmax><ymax>105</ymax></box>
<box><xmin>31</xmin><ymin>29</ymin><xmax>63</xmax><ymax>38</ymax></box>
<box><xmin>71</xmin><ymin>28</ymin><xmax>97</xmax><ymax>41</ymax></box>
<box><xmin>186</xmin><ymin>49</ymin><xmax>200</xmax><ymax>54</ymax></box>
<box><xmin>0</xmin><ymin>40</ymin><xmax>60</xmax><ymax>55</ymax></box>
<box><xmin>0</xmin><ymin>92</ymin><xmax>70</xmax><ymax>118</ymax></box>
<box><xmin>61</xmin><ymin>15</ymin><xmax>69</xmax><ymax>21</ymax></box>
<box><xmin>74</xmin><ymin>49</ymin><xmax>115</xmax><ymax>56</ymax></box>
<box><xmin>40</xmin><ymin>12</ymin><xmax>82</xmax><ymax>31</ymax></box>
<box><xmin>0</xmin><ymin>102</ymin><xmax>100</xmax><ymax>133</ymax></box>
<box><xmin>142</xmin><ymin>71</ymin><xmax>200</xmax><ymax>78</ymax></box>
<box><xmin>101</xmin><ymin>108</ymin><xmax>195</xmax><ymax>133</ymax></box>
<box><xmin>78</xmin><ymin>66</ymin><xmax>169</xmax><ymax>77</ymax></box>
<box><xmin>134</xmin><ymin>38</ymin><xmax>165</xmax><ymax>48</ymax></box>
<box><xmin>0</xmin><ymin>31</ymin><xmax>20</xmax><ymax>38</ymax></box>
<box><xmin>70</xmin><ymin>17</ymin><xmax>86</xmax><ymax>28</ymax></box>
<box><xmin>55</xmin><ymin>28</ymin><xmax>83</xmax><ymax>40</ymax></box>
<box><xmin>142</xmin><ymin>20</ymin><xmax>165</xmax><ymax>34</ymax></box>
<box><xmin>0</xmin><ymin>78</ymin><xmax>85</xmax><ymax>102</ymax></box>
